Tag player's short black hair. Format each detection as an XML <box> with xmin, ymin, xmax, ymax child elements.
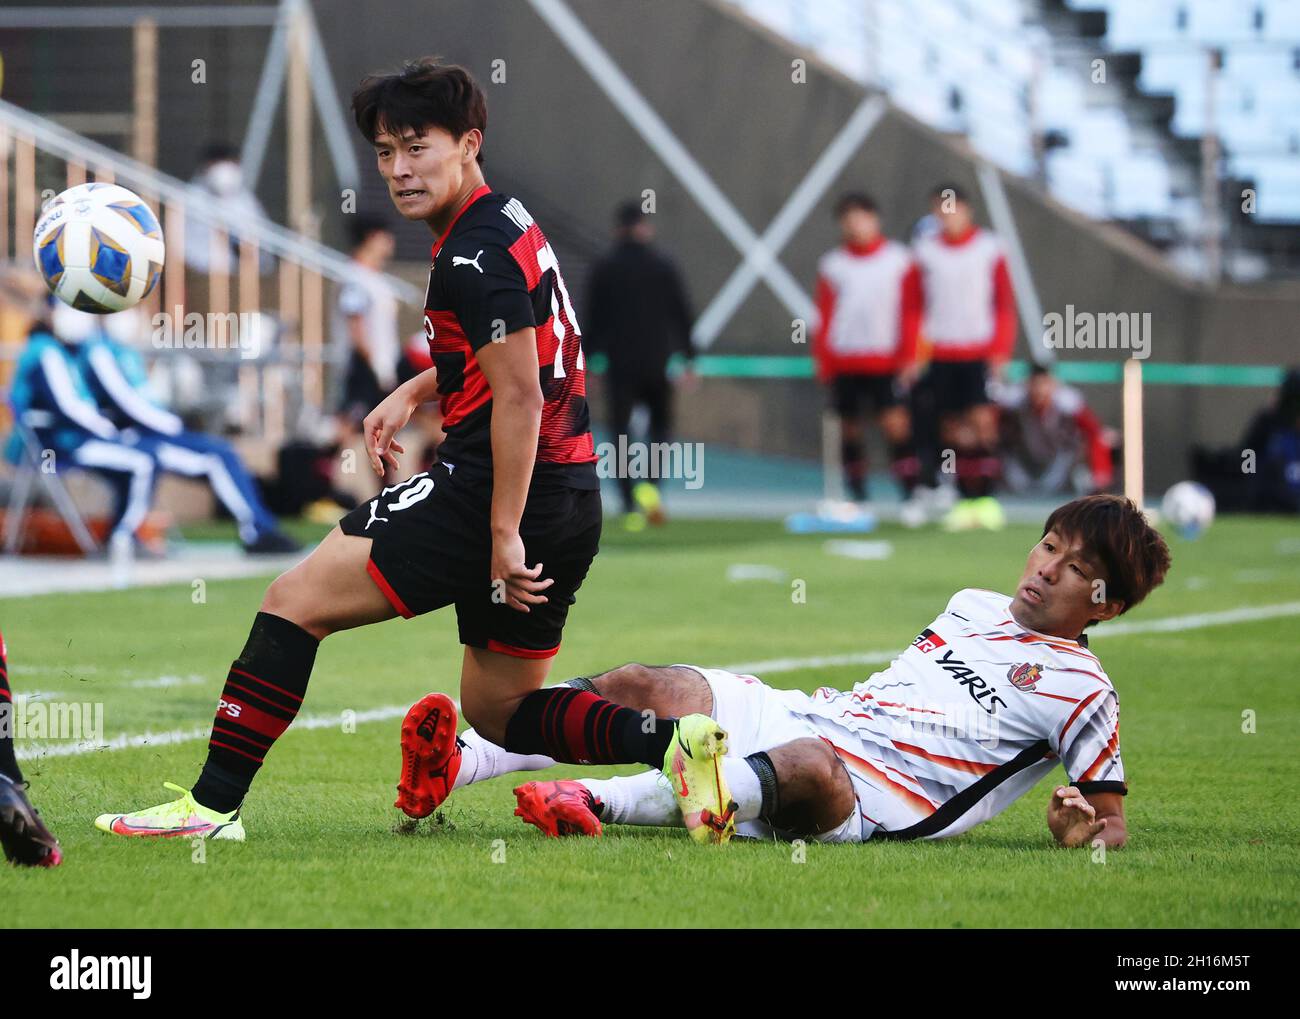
<box><xmin>351</xmin><ymin>57</ymin><xmax>487</xmax><ymax>164</ymax></box>
<box><xmin>616</xmin><ymin>201</ymin><xmax>646</xmax><ymax>229</ymax></box>
<box><xmin>931</xmin><ymin>182</ymin><xmax>969</xmax><ymax>204</ymax></box>
<box><xmin>1041</xmin><ymin>495</ymin><xmax>1171</xmax><ymax>617</ymax></box>
<box><xmin>1028</xmin><ymin>363</ymin><xmax>1053</xmax><ymax>379</ymax></box>
<box><xmin>835</xmin><ymin>192</ymin><xmax>877</xmax><ymax>216</ymax></box>
<box><xmin>348</xmin><ymin>215</ymin><xmax>393</xmax><ymax>250</ymax></box>
<box><xmin>198</xmin><ymin>141</ymin><xmax>240</xmax><ymax>166</ymax></box>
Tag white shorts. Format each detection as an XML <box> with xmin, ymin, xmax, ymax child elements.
<box><xmin>677</xmin><ymin>665</ymin><xmax>865</xmax><ymax>844</ymax></box>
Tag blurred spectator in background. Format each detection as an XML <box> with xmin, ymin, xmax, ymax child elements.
<box><xmin>996</xmin><ymin>365</ymin><xmax>1115</xmax><ymax>496</ymax></box>
<box><xmin>5</xmin><ymin>296</ymin><xmax>298</xmax><ymax>556</ymax></box>
<box><xmin>395</xmin><ymin>326</ymin><xmax>446</xmax><ymax>475</ymax></box>
<box><xmin>813</xmin><ymin>192</ymin><xmax>922</xmax><ymax>510</ymax></box>
<box><xmin>913</xmin><ymin>182</ymin><xmax>1017</xmax><ymax>530</ymax></box>
<box><xmin>65</xmin><ymin>306</ymin><xmax>300</xmax><ymax>553</ymax></box>
<box><xmin>585</xmin><ymin>202</ymin><xmax>695</xmax><ymax>529</ymax></box>
<box><xmin>909</xmin><ymin>187</ymin><xmax>944</xmax><ymax>244</ymax></box>
<box><xmin>1241</xmin><ymin>368</ymin><xmax>1300</xmax><ymax>513</ymax></box>
<box><xmin>7</xmin><ymin>300</ymin><xmax>162</xmax><ymax>554</ymax></box>
<box><xmin>183</xmin><ymin>142</ymin><xmax>272</xmax><ymax>276</ymax></box>
<box><xmin>332</xmin><ymin>216</ymin><xmax>400</xmax><ymax>440</ymax></box>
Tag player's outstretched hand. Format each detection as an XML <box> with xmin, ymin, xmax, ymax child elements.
<box><xmin>491</xmin><ymin>530</ymin><xmax>554</xmax><ymax>613</ymax></box>
<box><xmin>1047</xmin><ymin>785</ymin><xmax>1107</xmax><ymax>848</ymax></box>
<box><xmin>362</xmin><ymin>387</ymin><xmax>416</xmax><ymax>477</ymax></box>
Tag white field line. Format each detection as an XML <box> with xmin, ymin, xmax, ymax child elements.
<box><xmin>128</xmin><ymin>674</ymin><xmax>207</xmax><ymax>689</ymax></box>
<box><xmin>16</xmin><ymin>705</ymin><xmax>410</xmax><ymax>762</ymax></box>
<box><xmin>15</xmin><ymin>600</ymin><xmax>1300</xmax><ymax>762</ymax></box>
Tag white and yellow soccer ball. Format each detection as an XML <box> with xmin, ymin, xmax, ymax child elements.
<box><xmin>33</xmin><ymin>182</ymin><xmax>165</xmax><ymax>313</ymax></box>
<box><xmin>1160</xmin><ymin>480</ymin><xmax>1216</xmax><ymax>539</ymax></box>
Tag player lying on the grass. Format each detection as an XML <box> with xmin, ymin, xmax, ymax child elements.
<box><xmin>0</xmin><ymin>628</ymin><xmax>63</xmax><ymax>867</ymax></box>
<box><xmin>400</xmin><ymin>495</ymin><xmax>1170</xmax><ymax>847</ymax></box>
<box><xmin>95</xmin><ymin>58</ymin><xmax>726</xmax><ymax>842</ymax></box>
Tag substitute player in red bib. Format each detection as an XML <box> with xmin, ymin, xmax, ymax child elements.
<box><xmin>913</xmin><ymin>184</ymin><xmax>1017</xmax><ymax>530</ymax></box>
<box><xmin>94</xmin><ymin>58</ymin><xmax>729</xmax><ymax>842</ymax></box>
<box><xmin>813</xmin><ymin>192</ymin><xmax>922</xmax><ymax>507</ymax></box>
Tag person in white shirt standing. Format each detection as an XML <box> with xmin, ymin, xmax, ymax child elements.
<box><xmin>813</xmin><ymin>193</ymin><xmax>923</xmax><ymax>507</ymax></box>
<box><xmin>333</xmin><ymin>217</ymin><xmax>401</xmax><ymax>449</ymax></box>
<box><xmin>912</xmin><ymin>184</ymin><xmax>1017</xmax><ymax>530</ymax></box>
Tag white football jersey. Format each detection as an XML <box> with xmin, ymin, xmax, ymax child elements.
<box><xmin>790</xmin><ymin>588</ymin><xmax>1124</xmax><ymax>840</ymax></box>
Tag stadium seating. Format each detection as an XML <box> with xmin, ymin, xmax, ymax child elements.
<box><xmin>1075</xmin><ymin>0</ymin><xmax>1300</xmax><ymax>224</ymax></box>
<box><xmin>728</xmin><ymin>0</ymin><xmax>1300</xmax><ymax>238</ymax></box>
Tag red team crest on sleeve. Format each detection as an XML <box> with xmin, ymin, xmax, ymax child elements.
<box><xmin>912</xmin><ymin>628</ymin><xmax>946</xmax><ymax>653</ymax></box>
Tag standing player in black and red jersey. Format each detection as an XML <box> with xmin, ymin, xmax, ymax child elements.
<box><xmin>94</xmin><ymin>58</ymin><xmax>736</xmax><ymax>845</ymax></box>
<box><xmin>0</xmin><ymin>628</ymin><xmax>62</xmax><ymax>866</ymax></box>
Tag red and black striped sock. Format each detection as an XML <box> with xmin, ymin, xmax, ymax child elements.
<box><xmin>0</xmin><ymin>629</ymin><xmax>21</xmax><ymax>784</ymax></box>
<box><xmin>841</xmin><ymin>436</ymin><xmax>868</xmax><ymax>502</ymax></box>
<box><xmin>955</xmin><ymin>445</ymin><xmax>1002</xmax><ymax>498</ymax></box>
<box><xmin>503</xmin><ymin>687</ymin><xmax>676</xmax><ymax>768</ymax></box>
<box><xmin>890</xmin><ymin>441</ymin><xmax>921</xmax><ymax>497</ymax></box>
<box><xmin>191</xmin><ymin>612</ymin><xmax>318</xmax><ymax>813</ymax></box>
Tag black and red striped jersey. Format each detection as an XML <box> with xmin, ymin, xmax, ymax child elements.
<box><xmin>422</xmin><ymin>185</ymin><xmax>597</xmax><ymax>488</ymax></box>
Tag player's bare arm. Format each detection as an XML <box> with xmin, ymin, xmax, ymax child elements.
<box><xmin>1049</xmin><ymin>786</ymin><xmax>1127</xmax><ymax>849</ymax></box>
<box><xmin>361</xmin><ymin>366</ymin><xmax>441</xmax><ymax>475</ymax></box>
<box><xmin>475</xmin><ymin>326</ymin><xmax>553</xmax><ymax>613</ymax></box>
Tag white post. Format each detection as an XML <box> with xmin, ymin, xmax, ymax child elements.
<box><xmin>1122</xmin><ymin>359</ymin><xmax>1144</xmax><ymax>511</ymax></box>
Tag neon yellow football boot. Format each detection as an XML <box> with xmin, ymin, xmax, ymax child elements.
<box><xmin>632</xmin><ymin>481</ymin><xmax>666</xmax><ymax>525</ymax></box>
<box><xmin>972</xmin><ymin>495</ymin><xmax>1006</xmax><ymax>531</ymax></box>
<box><xmin>663</xmin><ymin>714</ymin><xmax>736</xmax><ymax>845</ymax></box>
<box><xmin>95</xmin><ymin>782</ymin><xmax>245</xmax><ymax>841</ymax></box>
<box><xmin>941</xmin><ymin>497</ymin><xmax>980</xmax><ymax>532</ymax></box>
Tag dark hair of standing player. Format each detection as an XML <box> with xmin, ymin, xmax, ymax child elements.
<box><xmin>351</xmin><ymin>57</ymin><xmax>488</xmax><ymax>164</ymax></box>
<box><xmin>1042</xmin><ymin>495</ymin><xmax>1171</xmax><ymax>616</ymax></box>
<box><xmin>197</xmin><ymin>140</ymin><xmax>241</xmax><ymax>167</ymax></box>
<box><xmin>620</xmin><ymin>200</ymin><xmax>654</xmax><ymax>228</ymax></box>
<box><xmin>347</xmin><ymin>214</ymin><xmax>393</xmax><ymax>251</ymax></box>
<box><xmin>835</xmin><ymin>192</ymin><xmax>878</xmax><ymax>217</ymax></box>
<box><xmin>930</xmin><ymin>182</ymin><xmax>969</xmax><ymax>205</ymax></box>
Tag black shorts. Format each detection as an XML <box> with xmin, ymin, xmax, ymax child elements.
<box><xmin>339</xmin><ymin>462</ymin><xmax>602</xmax><ymax>658</ymax></box>
<box><xmin>923</xmin><ymin>360</ymin><xmax>989</xmax><ymax>414</ymax></box>
<box><xmin>829</xmin><ymin>373</ymin><xmax>900</xmax><ymax>417</ymax></box>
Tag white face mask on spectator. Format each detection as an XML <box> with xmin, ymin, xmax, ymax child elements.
<box><xmin>50</xmin><ymin>302</ymin><xmax>101</xmax><ymax>344</ymax></box>
<box><xmin>205</xmin><ymin>160</ymin><xmax>244</xmax><ymax>197</ymax></box>
<box><xmin>103</xmin><ymin>308</ymin><xmax>144</xmax><ymax>346</ymax></box>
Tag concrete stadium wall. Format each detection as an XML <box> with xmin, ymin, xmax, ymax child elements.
<box><xmin>5</xmin><ymin>0</ymin><xmax>1296</xmax><ymax>493</ymax></box>
<box><xmin>315</xmin><ymin>0</ymin><xmax>1300</xmax><ymax>489</ymax></box>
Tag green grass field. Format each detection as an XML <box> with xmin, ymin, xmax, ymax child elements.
<box><xmin>4</xmin><ymin>516</ymin><xmax>1299</xmax><ymax>928</ymax></box>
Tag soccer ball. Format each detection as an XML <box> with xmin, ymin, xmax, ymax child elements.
<box><xmin>33</xmin><ymin>182</ymin><xmax>165</xmax><ymax>313</ymax></box>
<box><xmin>1160</xmin><ymin>481</ymin><xmax>1216</xmax><ymax>539</ymax></box>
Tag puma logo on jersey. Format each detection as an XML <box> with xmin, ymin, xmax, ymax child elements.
<box><xmin>365</xmin><ymin>498</ymin><xmax>388</xmax><ymax>530</ymax></box>
<box><xmin>452</xmin><ymin>249</ymin><xmax>484</xmax><ymax>273</ymax></box>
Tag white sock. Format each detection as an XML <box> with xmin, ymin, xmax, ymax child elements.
<box><xmin>453</xmin><ymin>728</ymin><xmax>555</xmax><ymax>789</ymax></box>
<box><xmin>722</xmin><ymin>757</ymin><xmax>763</xmax><ymax>823</ymax></box>
<box><xmin>580</xmin><ymin>771</ymin><xmax>682</xmax><ymax>827</ymax></box>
